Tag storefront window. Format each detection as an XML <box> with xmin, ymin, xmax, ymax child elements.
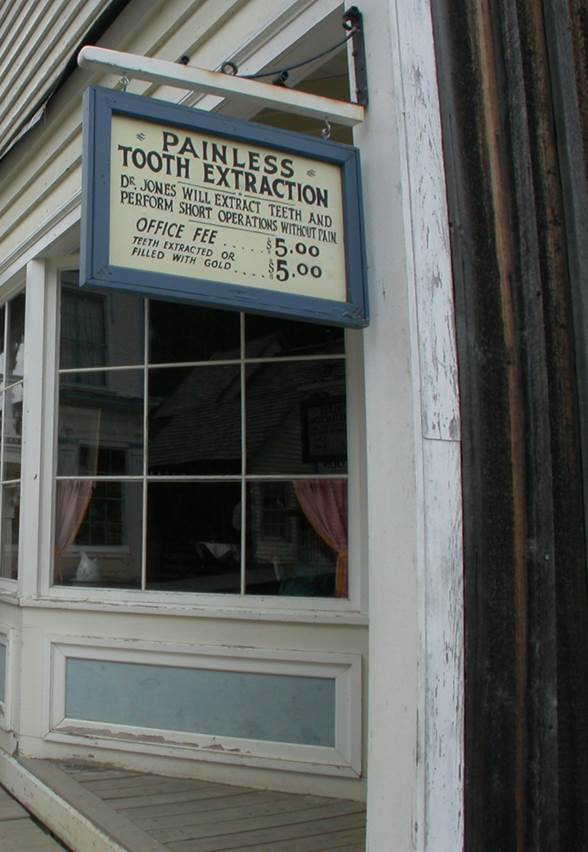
<box><xmin>0</xmin><ymin>292</ymin><xmax>25</xmax><ymax>580</ymax></box>
<box><xmin>54</xmin><ymin>274</ymin><xmax>348</xmax><ymax>598</ymax></box>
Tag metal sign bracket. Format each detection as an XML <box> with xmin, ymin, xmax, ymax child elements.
<box><xmin>78</xmin><ymin>46</ymin><xmax>365</xmax><ymax>128</ymax></box>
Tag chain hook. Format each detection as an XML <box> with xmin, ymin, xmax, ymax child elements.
<box><xmin>321</xmin><ymin>118</ymin><xmax>332</xmax><ymax>141</ymax></box>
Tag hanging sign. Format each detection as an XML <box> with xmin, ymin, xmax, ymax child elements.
<box><xmin>81</xmin><ymin>86</ymin><xmax>368</xmax><ymax>327</ymax></box>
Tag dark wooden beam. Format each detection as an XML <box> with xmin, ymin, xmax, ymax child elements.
<box><xmin>431</xmin><ymin>0</ymin><xmax>588</xmax><ymax>848</ymax></box>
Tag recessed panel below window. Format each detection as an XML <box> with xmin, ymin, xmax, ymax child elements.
<box><xmin>54</xmin><ymin>481</ymin><xmax>142</xmax><ymax>588</ymax></box>
<box><xmin>64</xmin><ymin>658</ymin><xmax>336</xmax><ymax>747</ymax></box>
<box><xmin>146</xmin><ymin>482</ymin><xmax>241</xmax><ymax>593</ymax></box>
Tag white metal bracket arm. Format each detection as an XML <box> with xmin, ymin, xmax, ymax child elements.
<box><xmin>77</xmin><ymin>47</ymin><xmax>365</xmax><ymax>127</ymax></box>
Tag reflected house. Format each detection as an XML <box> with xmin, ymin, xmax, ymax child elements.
<box><xmin>0</xmin><ymin>295</ymin><xmax>25</xmax><ymax>580</ymax></box>
<box><xmin>57</xmin><ymin>371</ymin><xmax>144</xmax><ymax>586</ymax></box>
<box><xmin>56</xmin><ymin>284</ymin><xmax>145</xmax><ymax>585</ymax></box>
<box><xmin>146</xmin><ymin>330</ymin><xmax>346</xmax><ymax>595</ymax></box>
<box><xmin>55</xmin><ymin>293</ymin><xmax>348</xmax><ymax>597</ymax></box>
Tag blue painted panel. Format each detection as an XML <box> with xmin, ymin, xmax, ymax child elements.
<box><xmin>65</xmin><ymin>658</ymin><xmax>335</xmax><ymax>746</ymax></box>
<box><xmin>0</xmin><ymin>642</ymin><xmax>6</xmax><ymax>704</ymax></box>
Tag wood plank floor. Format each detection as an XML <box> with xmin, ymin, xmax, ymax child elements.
<box><xmin>20</xmin><ymin>759</ymin><xmax>366</xmax><ymax>851</ymax></box>
<box><xmin>0</xmin><ymin>785</ymin><xmax>66</xmax><ymax>851</ymax></box>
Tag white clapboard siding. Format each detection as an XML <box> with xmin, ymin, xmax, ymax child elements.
<box><xmin>0</xmin><ymin>0</ymin><xmax>123</xmax><ymax>160</ymax></box>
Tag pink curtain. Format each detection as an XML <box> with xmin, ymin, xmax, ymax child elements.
<box><xmin>54</xmin><ymin>480</ymin><xmax>94</xmax><ymax>582</ymax></box>
<box><xmin>294</xmin><ymin>479</ymin><xmax>348</xmax><ymax>597</ymax></box>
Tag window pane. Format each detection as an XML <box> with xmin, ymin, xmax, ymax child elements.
<box><xmin>60</xmin><ymin>280</ymin><xmax>144</xmax><ymax>370</ymax></box>
<box><xmin>3</xmin><ymin>382</ymin><xmax>22</xmax><ymax>480</ymax></box>
<box><xmin>246</xmin><ymin>360</ymin><xmax>347</xmax><ymax>474</ymax></box>
<box><xmin>245</xmin><ymin>480</ymin><xmax>346</xmax><ymax>597</ymax></box>
<box><xmin>0</xmin><ymin>304</ymin><xmax>5</xmax><ymax>386</ymax></box>
<box><xmin>149</xmin><ymin>300</ymin><xmax>240</xmax><ymax>364</ymax></box>
<box><xmin>0</xmin><ymin>484</ymin><xmax>20</xmax><ymax>579</ymax></box>
<box><xmin>146</xmin><ymin>482</ymin><xmax>241</xmax><ymax>593</ymax></box>
<box><xmin>245</xmin><ymin>314</ymin><xmax>343</xmax><ymax>359</ymax></box>
<box><xmin>54</xmin><ymin>481</ymin><xmax>142</xmax><ymax>588</ymax></box>
<box><xmin>58</xmin><ymin>371</ymin><xmax>144</xmax><ymax>476</ymax></box>
<box><xmin>149</xmin><ymin>365</ymin><xmax>241</xmax><ymax>475</ymax></box>
<box><xmin>6</xmin><ymin>293</ymin><xmax>25</xmax><ymax>383</ymax></box>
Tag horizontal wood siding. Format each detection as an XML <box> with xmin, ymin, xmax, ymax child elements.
<box><xmin>0</xmin><ymin>0</ymin><xmax>342</xmax><ymax>276</ymax></box>
<box><xmin>0</xmin><ymin>0</ymin><xmax>123</xmax><ymax>160</ymax></box>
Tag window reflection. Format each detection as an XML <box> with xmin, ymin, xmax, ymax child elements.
<box><xmin>56</xmin><ymin>278</ymin><xmax>350</xmax><ymax>598</ymax></box>
<box><xmin>60</xmin><ymin>278</ymin><xmax>144</xmax><ymax>370</ymax></box>
<box><xmin>0</xmin><ymin>292</ymin><xmax>25</xmax><ymax>582</ymax></box>
<box><xmin>246</xmin><ymin>360</ymin><xmax>347</xmax><ymax>475</ymax></box>
<box><xmin>6</xmin><ymin>293</ymin><xmax>25</xmax><ymax>383</ymax></box>
<box><xmin>149</xmin><ymin>300</ymin><xmax>240</xmax><ymax>364</ymax></box>
<box><xmin>245</xmin><ymin>480</ymin><xmax>346</xmax><ymax>597</ymax></box>
<box><xmin>3</xmin><ymin>383</ymin><xmax>22</xmax><ymax>480</ymax></box>
<box><xmin>0</xmin><ymin>304</ymin><xmax>5</xmax><ymax>385</ymax></box>
<box><xmin>146</xmin><ymin>482</ymin><xmax>241</xmax><ymax>593</ymax></box>
<box><xmin>245</xmin><ymin>314</ymin><xmax>343</xmax><ymax>358</ymax></box>
<box><xmin>0</xmin><ymin>484</ymin><xmax>20</xmax><ymax>579</ymax></box>
<box><xmin>148</xmin><ymin>365</ymin><xmax>241</xmax><ymax>475</ymax></box>
<box><xmin>58</xmin><ymin>371</ymin><xmax>144</xmax><ymax>476</ymax></box>
<box><xmin>54</xmin><ymin>481</ymin><xmax>142</xmax><ymax>588</ymax></box>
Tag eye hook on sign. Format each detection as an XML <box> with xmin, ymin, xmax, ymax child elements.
<box><xmin>221</xmin><ymin>61</ymin><xmax>239</xmax><ymax>76</ymax></box>
<box><xmin>118</xmin><ymin>74</ymin><xmax>130</xmax><ymax>92</ymax></box>
<box><xmin>322</xmin><ymin>119</ymin><xmax>332</xmax><ymax>141</ymax></box>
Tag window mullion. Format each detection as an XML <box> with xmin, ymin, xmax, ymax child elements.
<box><xmin>142</xmin><ymin>298</ymin><xmax>149</xmax><ymax>591</ymax></box>
<box><xmin>18</xmin><ymin>262</ymin><xmax>48</xmax><ymax>595</ymax></box>
<box><xmin>240</xmin><ymin>312</ymin><xmax>246</xmax><ymax>596</ymax></box>
<box><xmin>0</xmin><ymin>300</ymin><xmax>8</xmax><ymax>487</ymax></box>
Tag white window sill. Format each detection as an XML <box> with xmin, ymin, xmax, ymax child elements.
<box><xmin>0</xmin><ymin>583</ymin><xmax>19</xmax><ymax>605</ymax></box>
<box><xmin>20</xmin><ymin>592</ymin><xmax>368</xmax><ymax>625</ymax></box>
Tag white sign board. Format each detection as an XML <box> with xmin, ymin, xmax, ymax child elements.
<box><xmin>82</xmin><ymin>87</ymin><xmax>368</xmax><ymax>327</ymax></box>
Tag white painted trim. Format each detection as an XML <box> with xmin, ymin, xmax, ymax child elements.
<box><xmin>0</xmin><ymin>579</ymin><xmax>18</xmax><ymax>598</ymax></box>
<box><xmin>19</xmin><ymin>260</ymin><xmax>47</xmax><ymax>600</ymax></box>
<box><xmin>389</xmin><ymin>1</ymin><xmax>464</xmax><ymax>849</ymax></box>
<box><xmin>21</xmin><ymin>595</ymin><xmax>369</xmax><ymax>625</ymax></box>
<box><xmin>46</xmin><ymin>636</ymin><xmax>362</xmax><ymax>777</ymax></box>
<box><xmin>38</xmin><ymin>260</ymin><xmax>63</xmax><ymax>602</ymax></box>
<box><xmin>351</xmin><ymin>0</ymin><xmax>463</xmax><ymax>850</ymax></box>
<box><xmin>78</xmin><ymin>46</ymin><xmax>365</xmax><ymax>126</ymax></box>
<box><xmin>0</xmin><ymin>198</ymin><xmax>80</xmax><ymax>288</ymax></box>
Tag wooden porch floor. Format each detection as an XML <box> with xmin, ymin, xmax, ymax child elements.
<box><xmin>0</xmin><ymin>785</ymin><xmax>66</xmax><ymax>850</ymax></box>
<box><xmin>17</xmin><ymin>759</ymin><xmax>367</xmax><ymax>851</ymax></box>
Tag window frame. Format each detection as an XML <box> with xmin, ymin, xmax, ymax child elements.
<box><xmin>33</xmin><ymin>258</ymin><xmax>367</xmax><ymax>619</ymax></box>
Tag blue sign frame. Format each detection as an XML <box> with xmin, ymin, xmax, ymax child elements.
<box><xmin>81</xmin><ymin>86</ymin><xmax>368</xmax><ymax>327</ymax></box>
